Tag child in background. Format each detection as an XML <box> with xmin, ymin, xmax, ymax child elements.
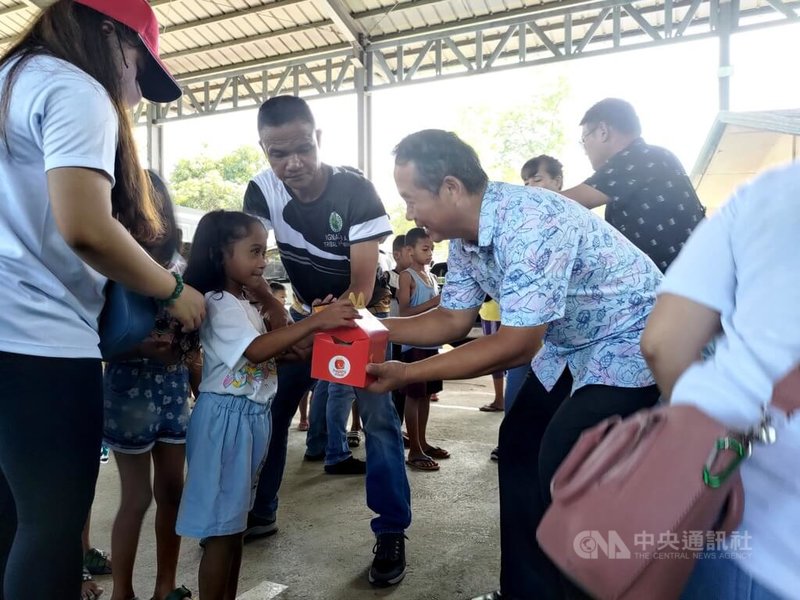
<box><xmin>397</xmin><ymin>228</ymin><xmax>448</xmax><ymax>471</ymax></box>
<box><xmin>269</xmin><ymin>281</ymin><xmax>287</xmax><ymax>305</ymax></box>
<box><xmin>103</xmin><ymin>171</ymin><xmax>192</xmax><ymax>600</ymax></box>
<box><xmin>478</xmin><ymin>299</ymin><xmax>505</xmax><ymax>412</ymax></box>
<box><xmin>177</xmin><ymin>210</ymin><xmax>358</xmax><ymax>599</ymax></box>
<box><xmin>389</xmin><ymin>235</ymin><xmax>412</xmax><ymax>433</ymax></box>
<box><xmin>388</xmin><ymin>235</ymin><xmax>409</xmax><ymax>318</ymax></box>
<box><xmin>268</xmin><ymin>281</ymin><xmax>312</xmax><ymax>432</ymax></box>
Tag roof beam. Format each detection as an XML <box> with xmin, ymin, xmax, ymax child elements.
<box><xmin>315</xmin><ymin>0</ymin><xmax>366</xmax><ymax>46</ymax></box>
<box><xmin>0</xmin><ymin>3</ymin><xmax>29</xmax><ymax>16</ymax></box>
<box><xmin>355</xmin><ymin>0</ymin><xmax>447</xmax><ymax>20</ymax></box>
<box><xmin>161</xmin><ymin>18</ymin><xmax>334</xmax><ymax>61</ymax></box>
<box><xmin>153</xmin><ymin>0</ymin><xmax>437</xmax><ymax>40</ymax></box>
<box><xmin>156</xmin><ymin>0</ymin><xmax>313</xmax><ymax>35</ymax></box>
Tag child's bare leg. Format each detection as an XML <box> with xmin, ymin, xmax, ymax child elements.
<box><xmin>298</xmin><ymin>391</ymin><xmax>309</xmax><ymax>429</ymax></box>
<box><xmin>491</xmin><ymin>376</ymin><xmax>505</xmax><ymax>408</ymax></box>
<box><xmin>404</xmin><ymin>396</ymin><xmax>437</xmax><ymax>470</ymax></box>
<box><xmin>417</xmin><ymin>394</ymin><xmax>432</xmax><ymax>450</ymax></box>
<box><xmin>81</xmin><ymin>512</ymin><xmax>91</xmax><ymax>555</ymax></box>
<box><xmin>404</xmin><ymin>396</ymin><xmax>421</xmax><ymax>456</ymax></box>
<box><xmin>225</xmin><ymin>536</ymin><xmax>244</xmax><ymax>600</ymax></box>
<box><xmin>350</xmin><ymin>402</ymin><xmax>361</xmax><ymax>432</ymax></box>
<box><xmin>199</xmin><ymin>533</ymin><xmax>242</xmax><ymax>600</ymax></box>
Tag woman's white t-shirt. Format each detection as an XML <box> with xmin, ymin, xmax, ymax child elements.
<box><xmin>0</xmin><ymin>55</ymin><xmax>117</xmax><ymax>358</ymax></box>
<box><xmin>198</xmin><ymin>291</ymin><xmax>278</xmax><ymax>406</ymax></box>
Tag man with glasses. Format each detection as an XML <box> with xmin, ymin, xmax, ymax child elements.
<box><xmin>561</xmin><ymin>98</ymin><xmax>705</xmax><ymax>272</ymax></box>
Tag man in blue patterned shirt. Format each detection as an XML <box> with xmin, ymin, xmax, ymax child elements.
<box><xmin>367</xmin><ymin>130</ymin><xmax>662</xmax><ymax>600</ymax></box>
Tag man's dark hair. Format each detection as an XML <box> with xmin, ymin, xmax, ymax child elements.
<box><xmin>520</xmin><ymin>155</ymin><xmax>564</xmax><ymax>182</ymax></box>
<box><xmin>392</xmin><ymin>234</ymin><xmax>406</xmax><ymax>253</ymax></box>
<box><xmin>393</xmin><ymin>129</ymin><xmax>488</xmax><ymax>195</ymax></box>
<box><xmin>269</xmin><ymin>281</ymin><xmax>286</xmax><ymax>292</ymax></box>
<box><xmin>405</xmin><ymin>227</ymin><xmax>430</xmax><ymax>248</ymax></box>
<box><xmin>580</xmin><ymin>98</ymin><xmax>642</xmax><ymax>137</ymax></box>
<box><xmin>257</xmin><ymin>95</ymin><xmax>315</xmax><ymax>131</ymax></box>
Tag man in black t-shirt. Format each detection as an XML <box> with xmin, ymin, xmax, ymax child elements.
<box><xmin>243</xmin><ymin>96</ymin><xmax>410</xmax><ymax>588</ymax></box>
<box><xmin>560</xmin><ymin>98</ymin><xmax>705</xmax><ymax>272</ymax></box>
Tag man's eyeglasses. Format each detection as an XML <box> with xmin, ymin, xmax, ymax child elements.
<box><xmin>580</xmin><ymin>127</ymin><xmax>598</xmax><ymax>146</ymax></box>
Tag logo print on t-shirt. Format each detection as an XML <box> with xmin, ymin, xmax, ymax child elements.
<box><xmin>329</xmin><ymin>211</ymin><xmax>343</xmax><ymax>233</ymax></box>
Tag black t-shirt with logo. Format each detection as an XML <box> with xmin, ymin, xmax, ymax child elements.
<box><xmin>244</xmin><ymin>165</ymin><xmax>392</xmax><ymax>311</ymax></box>
<box><xmin>585</xmin><ymin>137</ymin><xmax>706</xmax><ymax>272</ymax></box>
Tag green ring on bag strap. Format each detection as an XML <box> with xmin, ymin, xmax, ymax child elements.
<box><xmin>703</xmin><ymin>436</ymin><xmax>749</xmax><ymax>489</ymax></box>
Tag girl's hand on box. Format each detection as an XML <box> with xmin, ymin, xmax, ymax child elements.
<box><xmin>312</xmin><ymin>299</ymin><xmax>360</xmax><ymax>331</ymax></box>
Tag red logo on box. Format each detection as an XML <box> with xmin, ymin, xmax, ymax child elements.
<box><xmin>329</xmin><ymin>356</ymin><xmax>351</xmax><ymax>379</ymax></box>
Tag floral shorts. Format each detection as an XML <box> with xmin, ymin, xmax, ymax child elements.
<box><xmin>103</xmin><ymin>360</ymin><xmax>190</xmax><ymax>454</ymax></box>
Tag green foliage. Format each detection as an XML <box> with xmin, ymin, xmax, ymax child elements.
<box><xmin>454</xmin><ymin>78</ymin><xmax>569</xmax><ymax>183</ymax></box>
<box><xmin>170</xmin><ymin>145</ymin><xmax>266</xmax><ymax>212</ymax></box>
<box><xmin>387</xmin><ymin>202</ymin><xmax>414</xmax><ymax>240</ymax></box>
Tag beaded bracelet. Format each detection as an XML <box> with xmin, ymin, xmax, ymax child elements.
<box><xmin>158</xmin><ymin>272</ymin><xmax>184</xmax><ymax>307</ymax></box>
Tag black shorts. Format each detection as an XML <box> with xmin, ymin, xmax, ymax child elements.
<box><xmin>400</xmin><ymin>347</ymin><xmax>443</xmax><ymax>398</ymax></box>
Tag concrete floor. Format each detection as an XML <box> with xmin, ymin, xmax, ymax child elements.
<box><xmin>88</xmin><ymin>376</ymin><xmax>505</xmax><ymax>600</ymax></box>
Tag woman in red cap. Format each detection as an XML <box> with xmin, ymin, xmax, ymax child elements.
<box><xmin>0</xmin><ymin>1</ymin><xmax>205</xmax><ymax>597</ymax></box>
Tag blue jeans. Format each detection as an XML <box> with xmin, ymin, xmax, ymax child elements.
<box><xmin>682</xmin><ymin>556</ymin><xmax>785</xmax><ymax>600</ymax></box>
<box><xmin>306</xmin><ymin>380</ymin><xmax>355</xmax><ymax>465</ymax></box>
<box><xmin>251</xmin><ymin>313</ymin><xmax>411</xmax><ymax>534</ymax></box>
<box><xmin>306</xmin><ymin>311</ymin><xmax>390</xmax><ymax>464</ymax></box>
<box><xmin>504</xmin><ymin>365</ymin><xmax>529</xmax><ymax>413</ymax></box>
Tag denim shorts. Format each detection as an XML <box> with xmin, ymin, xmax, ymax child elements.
<box><xmin>103</xmin><ymin>360</ymin><xmax>190</xmax><ymax>454</ymax></box>
<box><xmin>682</xmin><ymin>555</ymin><xmax>786</xmax><ymax>600</ymax></box>
<box><xmin>176</xmin><ymin>392</ymin><xmax>271</xmax><ymax>538</ymax></box>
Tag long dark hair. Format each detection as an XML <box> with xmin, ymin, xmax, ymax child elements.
<box><xmin>144</xmin><ymin>170</ymin><xmax>180</xmax><ymax>268</ymax></box>
<box><xmin>0</xmin><ymin>0</ymin><xmax>162</xmax><ymax>243</ymax></box>
<box><xmin>184</xmin><ymin>211</ymin><xmax>263</xmax><ymax>295</ymax></box>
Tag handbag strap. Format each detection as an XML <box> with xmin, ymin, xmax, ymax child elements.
<box><xmin>772</xmin><ymin>365</ymin><xmax>800</xmax><ymax>416</ymax></box>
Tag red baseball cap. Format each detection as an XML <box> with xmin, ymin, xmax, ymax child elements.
<box><xmin>74</xmin><ymin>0</ymin><xmax>181</xmax><ymax>103</ymax></box>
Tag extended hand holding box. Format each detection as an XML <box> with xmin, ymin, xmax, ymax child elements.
<box><xmin>310</xmin><ymin>293</ymin><xmax>389</xmax><ymax>388</ymax></box>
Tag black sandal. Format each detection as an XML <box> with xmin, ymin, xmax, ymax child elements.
<box><xmin>160</xmin><ymin>585</ymin><xmax>192</xmax><ymax>600</ymax></box>
<box><xmin>84</xmin><ymin>547</ymin><xmax>112</xmax><ymax>575</ymax></box>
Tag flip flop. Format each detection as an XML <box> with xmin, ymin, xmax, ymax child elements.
<box><xmin>424</xmin><ymin>445</ymin><xmax>451</xmax><ymax>460</ymax></box>
<box><xmin>84</xmin><ymin>547</ymin><xmax>112</xmax><ymax>575</ymax></box>
<box><xmin>406</xmin><ymin>456</ymin><xmax>440</xmax><ymax>471</ymax></box>
<box><xmin>159</xmin><ymin>585</ymin><xmax>192</xmax><ymax>600</ymax></box>
<box><xmin>479</xmin><ymin>404</ymin><xmax>503</xmax><ymax>412</ymax></box>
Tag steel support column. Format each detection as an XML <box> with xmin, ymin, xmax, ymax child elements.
<box><xmin>354</xmin><ymin>53</ymin><xmax>372</xmax><ymax>177</ymax></box>
<box><xmin>146</xmin><ymin>104</ymin><xmax>165</xmax><ymax>176</ymax></box>
<box><xmin>717</xmin><ymin>0</ymin><xmax>734</xmax><ymax>111</ymax></box>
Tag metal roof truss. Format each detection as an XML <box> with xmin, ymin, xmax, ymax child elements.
<box><xmin>135</xmin><ymin>0</ymin><xmax>799</xmax><ymax>125</ymax></box>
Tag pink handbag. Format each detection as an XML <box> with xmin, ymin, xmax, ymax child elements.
<box><xmin>536</xmin><ymin>367</ymin><xmax>800</xmax><ymax>600</ymax></box>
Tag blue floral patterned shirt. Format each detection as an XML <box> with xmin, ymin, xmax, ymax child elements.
<box><xmin>441</xmin><ymin>182</ymin><xmax>661</xmax><ymax>393</ymax></box>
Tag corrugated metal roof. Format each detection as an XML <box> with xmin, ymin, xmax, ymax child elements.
<box><xmin>0</xmin><ymin>0</ymin><xmax>686</xmax><ymax>82</ymax></box>
<box><xmin>0</xmin><ymin>0</ymin><xmax>794</xmax><ymax>121</ymax></box>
